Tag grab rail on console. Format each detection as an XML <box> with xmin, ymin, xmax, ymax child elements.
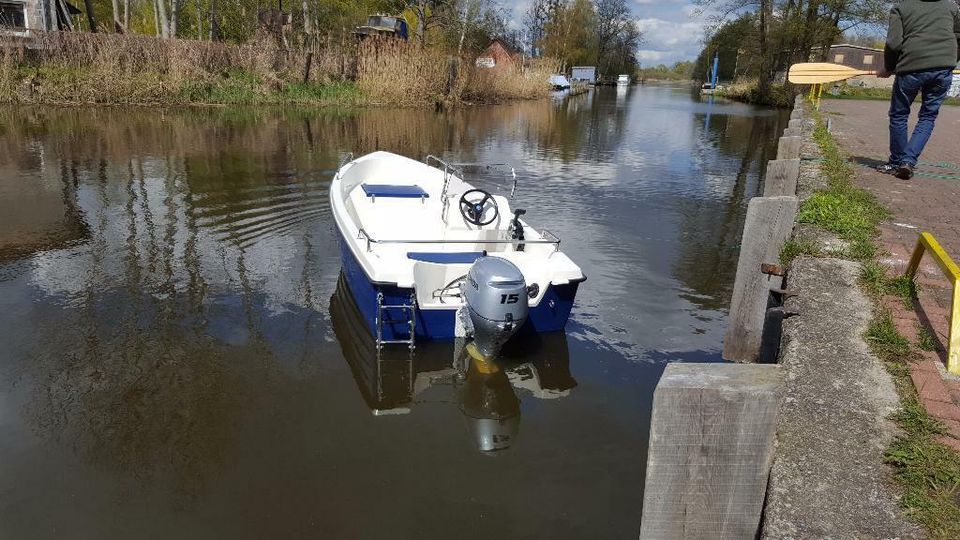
<box><xmin>356</xmin><ymin>227</ymin><xmax>561</xmax><ymax>253</ymax></box>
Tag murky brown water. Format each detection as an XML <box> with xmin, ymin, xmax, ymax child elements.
<box><xmin>0</xmin><ymin>86</ymin><xmax>788</xmax><ymax>539</ymax></box>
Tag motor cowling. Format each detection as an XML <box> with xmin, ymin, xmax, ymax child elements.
<box><xmin>463</xmin><ymin>257</ymin><xmax>529</xmax><ymax>358</ymax></box>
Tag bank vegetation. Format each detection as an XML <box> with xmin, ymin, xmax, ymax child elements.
<box><xmin>1</xmin><ymin>0</ymin><xmax>645</xmax><ymax>107</ymax></box>
<box><xmin>693</xmin><ymin>0</ymin><xmax>894</xmax><ymax>106</ymax></box>
<box><xmin>0</xmin><ymin>32</ymin><xmax>557</xmax><ymax>106</ymax></box>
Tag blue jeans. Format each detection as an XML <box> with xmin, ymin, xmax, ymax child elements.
<box><xmin>889</xmin><ymin>69</ymin><xmax>954</xmax><ymax>166</ymax></box>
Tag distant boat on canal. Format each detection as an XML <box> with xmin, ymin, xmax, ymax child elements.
<box><xmin>701</xmin><ymin>51</ymin><xmax>722</xmax><ymax>95</ymax></box>
<box><xmin>549</xmin><ymin>74</ymin><xmax>571</xmax><ymax>90</ymax></box>
<box><xmin>617</xmin><ymin>74</ymin><xmax>630</xmax><ymax>86</ymax></box>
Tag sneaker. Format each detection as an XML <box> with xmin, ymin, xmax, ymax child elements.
<box><xmin>876</xmin><ymin>163</ymin><xmax>898</xmax><ymax>175</ymax></box>
<box><xmin>896</xmin><ymin>163</ymin><xmax>914</xmax><ymax>180</ymax></box>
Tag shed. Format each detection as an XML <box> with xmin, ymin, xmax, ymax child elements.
<box><xmin>571</xmin><ymin>66</ymin><xmax>596</xmax><ymax>83</ymax></box>
<box><xmin>476</xmin><ymin>39</ymin><xmax>516</xmax><ymax>69</ymax></box>
<box><xmin>1</xmin><ymin>0</ymin><xmax>78</xmax><ymax>38</ymax></box>
<box><xmin>820</xmin><ymin>44</ymin><xmax>883</xmax><ymax>71</ymax></box>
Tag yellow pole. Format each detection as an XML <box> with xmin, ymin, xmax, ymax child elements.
<box><xmin>904</xmin><ymin>232</ymin><xmax>960</xmax><ymax>375</ymax></box>
<box><xmin>951</xmin><ymin>284</ymin><xmax>960</xmax><ymax>374</ymax></box>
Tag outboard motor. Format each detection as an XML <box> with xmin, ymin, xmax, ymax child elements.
<box><xmin>463</xmin><ymin>257</ymin><xmax>529</xmax><ymax>358</ymax></box>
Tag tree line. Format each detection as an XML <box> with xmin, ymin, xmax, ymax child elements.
<box><xmin>39</xmin><ymin>0</ymin><xmax>642</xmax><ymax>73</ymax></box>
<box><xmin>693</xmin><ymin>0</ymin><xmax>892</xmax><ymax>99</ymax></box>
<box><xmin>525</xmin><ymin>0</ymin><xmax>641</xmax><ymax>75</ymax></box>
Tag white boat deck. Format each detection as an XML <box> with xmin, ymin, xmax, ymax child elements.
<box><xmin>330</xmin><ymin>152</ymin><xmax>584</xmax><ymax>310</ymax></box>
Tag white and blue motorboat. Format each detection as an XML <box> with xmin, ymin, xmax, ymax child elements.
<box><xmin>330</xmin><ymin>151</ymin><xmax>585</xmax><ymax>356</ymax></box>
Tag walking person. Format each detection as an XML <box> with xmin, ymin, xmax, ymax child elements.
<box><xmin>877</xmin><ymin>0</ymin><xmax>960</xmax><ymax>180</ymax></box>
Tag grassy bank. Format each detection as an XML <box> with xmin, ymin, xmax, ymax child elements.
<box><xmin>824</xmin><ymin>85</ymin><xmax>960</xmax><ymax>107</ymax></box>
<box><xmin>795</xmin><ymin>111</ymin><xmax>960</xmax><ymax>538</ymax></box>
<box><xmin>714</xmin><ymin>78</ymin><xmax>794</xmax><ymax>107</ymax></box>
<box><xmin>0</xmin><ymin>32</ymin><xmax>553</xmax><ymax>107</ymax></box>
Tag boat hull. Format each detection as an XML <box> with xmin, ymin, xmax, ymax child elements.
<box><xmin>337</xmin><ymin>230</ymin><xmax>580</xmax><ymax>342</ymax></box>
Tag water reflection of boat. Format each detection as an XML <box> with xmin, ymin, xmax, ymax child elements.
<box><xmin>330</xmin><ymin>151</ymin><xmax>584</xmax><ymax>357</ymax></box>
<box><xmin>330</xmin><ymin>273</ymin><xmax>577</xmax><ymax>451</ymax></box>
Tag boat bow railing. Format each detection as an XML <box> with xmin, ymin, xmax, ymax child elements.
<box><xmin>356</xmin><ymin>227</ymin><xmax>561</xmax><ymax>253</ymax></box>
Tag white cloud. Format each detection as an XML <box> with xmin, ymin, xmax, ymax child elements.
<box><xmin>635</xmin><ymin>0</ymin><xmax>687</xmax><ymax>5</ymax></box>
<box><xmin>636</xmin><ymin>16</ymin><xmax>708</xmax><ymax>66</ymax></box>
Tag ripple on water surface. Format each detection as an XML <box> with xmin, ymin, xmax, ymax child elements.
<box><xmin>0</xmin><ymin>87</ymin><xmax>788</xmax><ymax>538</ymax></box>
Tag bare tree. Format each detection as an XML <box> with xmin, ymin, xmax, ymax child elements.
<box><xmin>110</xmin><ymin>0</ymin><xmax>122</xmax><ymax>32</ymax></box>
<box><xmin>524</xmin><ymin>0</ymin><xmax>550</xmax><ymax>56</ymax></box>
<box><xmin>594</xmin><ymin>0</ymin><xmax>632</xmax><ymax>72</ymax></box>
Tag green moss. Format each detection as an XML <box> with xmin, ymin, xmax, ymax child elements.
<box><xmin>780</xmin><ymin>238</ymin><xmax>820</xmax><ymax>267</ymax></box>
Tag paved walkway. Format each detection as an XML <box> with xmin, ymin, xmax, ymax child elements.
<box><xmin>822</xmin><ymin>99</ymin><xmax>960</xmax><ymax>451</ymax></box>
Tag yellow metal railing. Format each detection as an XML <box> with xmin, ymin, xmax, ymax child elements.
<box><xmin>905</xmin><ymin>232</ymin><xmax>960</xmax><ymax>374</ymax></box>
<box><xmin>807</xmin><ymin>83</ymin><xmax>824</xmax><ymax>109</ymax></box>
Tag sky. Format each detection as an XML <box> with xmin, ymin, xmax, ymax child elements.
<box><xmin>633</xmin><ymin>2</ymin><xmax>711</xmax><ymax>66</ymax></box>
<box><xmin>508</xmin><ymin>0</ymin><xmax>711</xmax><ymax>67</ymax></box>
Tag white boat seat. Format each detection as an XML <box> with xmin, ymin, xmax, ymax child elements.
<box><xmin>361</xmin><ymin>184</ymin><xmax>429</xmax><ymax>199</ymax></box>
<box><xmin>406</xmin><ymin>251</ymin><xmax>485</xmax><ymax>264</ymax></box>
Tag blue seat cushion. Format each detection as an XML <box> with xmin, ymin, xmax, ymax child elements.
<box><xmin>361</xmin><ymin>184</ymin><xmax>429</xmax><ymax>198</ymax></box>
<box><xmin>407</xmin><ymin>252</ymin><xmax>485</xmax><ymax>264</ymax></box>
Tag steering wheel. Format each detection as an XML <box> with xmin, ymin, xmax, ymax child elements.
<box><xmin>459</xmin><ymin>189</ymin><xmax>499</xmax><ymax>226</ymax></box>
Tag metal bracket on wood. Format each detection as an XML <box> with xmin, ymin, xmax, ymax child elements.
<box><xmin>766</xmin><ymin>306</ymin><xmax>800</xmax><ymax>319</ymax></box>
<box><xmin>761</xmin><ymin>263</ymin><xmax>786</xmax><ymax>277</ymax></box>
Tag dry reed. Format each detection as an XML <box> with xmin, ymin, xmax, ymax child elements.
<box><xmin>2</xmin><ymin>32</ymin><xmax>551</xmax><ymax>106</ymax></box>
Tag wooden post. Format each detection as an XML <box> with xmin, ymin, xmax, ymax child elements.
<box><xmin>782</xmin><ymin>127</ymin><xmax>801</xmax><ymax>138</ymax></box>
<box><xmin>723</xmin><ymin>196</ymin><xmax>798</xmax><ymax>362</ymax></box>
<box><xmin>790</xmin><ymin>108</ymin><xmax>803</xmax><ymax>121</ymax></box>
<box><xmin>788</xmin><ymin>119</ymin><xmax>802</xmax><ymax>130</ymax></box>
<box><xmin>762</xmin><ymin>159</ymin><xmax>801</xmax><ymax>197</ymax></box>
<box><xmin>777</xmin><ymin>136</ymin><xmax>801</xmax><ymax>159</ymax></box>
<box><xmin>640</xmin><ymin>363</ymin><xmax>783</xmax><ymax>540</ymax></box>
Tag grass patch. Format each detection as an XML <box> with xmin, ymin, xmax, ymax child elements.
<box><xmin>804</xmin><ymin>108</ymin><xmax>960</xmax><ymax>537</ymax></box>
<box><xmin>866</xmin><ymin>309</ymin><xmax>913</xmax><ymax>359</ymax></box>
<box><xmin>917</xmin><ymin>325</ymin><xmax>939</xmax><ymax>352</ymax></box>
<box><xmin>860</xmin><ymin>261</ymin><xmax>918</xmax><ymax>308</ymax></box>
<box><xmin>796</xmin><ymin>117</ymin><xmax>888</xmax><ymax>261</ymax></box>
<box><xmin>178</xmin><ymin>70</ymin><xmax>363</xmax><ymax>106</ymax></box>
<box><xmin>823</xmin><ymin>85</ymin><xmax>960</xmax><ymax>107</ymax></box>
<box><xmin>780</xmin><ymin>238</ymin><xmax>820</xmax><ymax>267</ymax></box>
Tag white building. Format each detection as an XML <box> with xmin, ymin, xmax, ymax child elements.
<box><xmin>0</xmin><ymin>0</ymin><xmax>76</xmax><ymax>37</ymax></box>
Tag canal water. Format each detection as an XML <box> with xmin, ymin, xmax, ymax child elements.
<box><xmin>0</xmin><ymin>86</ymin><xmax>787</xmax><ymax>539</ymax></box>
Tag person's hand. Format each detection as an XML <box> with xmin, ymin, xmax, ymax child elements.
<box><xmin>877</xmin><ymin>69</ymin><xmax>893</xmax><ymax>78</ymax></box>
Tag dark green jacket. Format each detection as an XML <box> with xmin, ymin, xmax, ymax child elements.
<box><xmin>884</xmin><ymin>0</ymin><xmax>960</xmax><ymax>73</ymax></box>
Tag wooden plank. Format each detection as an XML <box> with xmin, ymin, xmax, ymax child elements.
<box><xmin>723</xmin><ymin>196</ymin><xmax>799</xmax><ymax>362</ymax></box>
<box><xmin>640</xmin><ymin>363</ymin><xmax>783</xmax><ymax>540</ymax></box>
<box><xmin>782</xmin><ymin>127</ymin><xmax>801</xmax><ymax>138</ymax></box>
<box><xmin>762</xmin><ymin>159</ymin><xmax>801</xmax><ymax>197</ymax></box>
<box><xmin>777</xmin><ymin>136</ymin><xmax>802</xmax><ymax>159</ymax></box>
